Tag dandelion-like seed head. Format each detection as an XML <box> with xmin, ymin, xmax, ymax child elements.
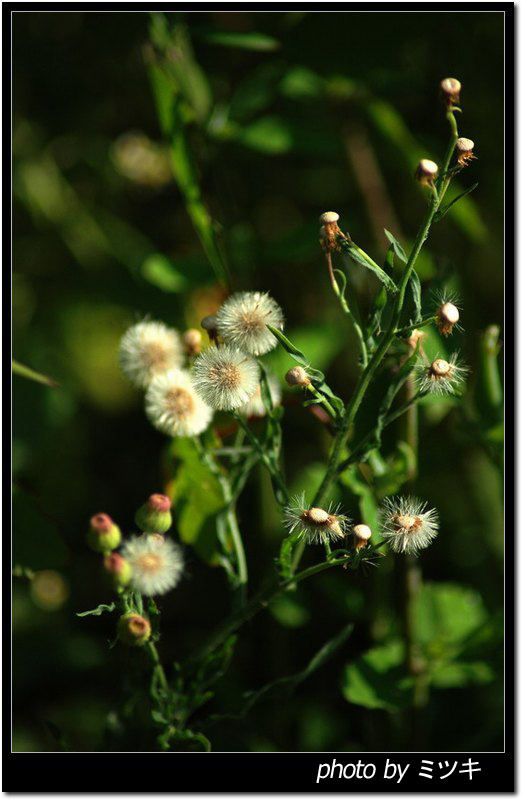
<box><xmin>238</xmin><ymin>372</ymin><xmax>282</xmax><ymax>418</ymax></box>
<box><xmin>192</xmin><ymin>345</ymin><xmax>260</xmax><ymax>410</ymax></box>
<box><xmin>215</xmin><ymin>291</ymin><xmax>284</xmax><ymax>356</ymax></box>
<box><xmin>380</xmin><ymin>496</ymin><xmax>439</xmax><ymax>555</ymax></box>
<box><xmin>284</xmin><ymin>494</ymin><xmax>350</xmax><ymax>544</ymax></box>
<box><xmin>145</xmin><ymin>368</ymin><xmax>212</xmax><ymax>437</ymax></box>
<box><xmin>119</xmin><ymin>320</ymin><xmax>183</xmax><ymax>389</ymax></box>
<box><xmin>432</xmin><ymin>289</ymin><xmax>463</xmax><ymax>336</ymax></box>
<box><xmin>415</xmin><ymin>352</ymin><xmax>469</xmax><ymax>396</ymax></box>
<box><xmin>122</xmin><ymin>534</ymin><xmax>184</xmax><ymax>596</ymax></box>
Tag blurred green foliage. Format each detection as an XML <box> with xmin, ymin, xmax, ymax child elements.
<box><xmin>13</xmin><ymin>10</ymin><xmax>503</xmax><ymax>752</ymax></box>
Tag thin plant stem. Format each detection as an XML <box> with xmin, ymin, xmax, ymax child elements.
<box><xmin>308</xmin><ymin>383</ymin><xmax>338</xmax><ymax>419</ymax></box>
<box><xmin>231</xmin><ymin>413</ymin><xmax>290</xmax><ymax>504</ymax></box>
<box><xmin>325</xmin><ymin>252</ymin><xmax>368</xmax><ymax>368</ymax></box>
<box><xmin>195</xmin><ymin>437</ymin><xmax>248</xmax><ymax>605</ymax></box>
<box><xmin>147</xmin><ymin>641</ymin><xmax>169</xmax><ymax>695</ymax></box>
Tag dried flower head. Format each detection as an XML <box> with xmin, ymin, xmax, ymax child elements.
<box><xmin>319</xmin><ymin>210</ymin><xmax>347</xmax><ymax>252</ymax></box>
<box><xmin>122</xmin><ymin>534</ymin><xmax>184</xmax><ymax>596</ymax></box>
<box><xmin>215</xmin><ymin>291</ymin><xmax>284</xmax><ymax>356</ymax></box>
<box><xmin>415</xmin><ymin>352</ymin><xmax>469</xmax><ymax>396</ymax></box>
<box><xmin>238</xmin><ymin>372</ymin><xmax>282</xmax><ymax>418</ymax></box>
<box><xmin>192</xmin><ymin>345</ymin><xmax>260</xmax><ymax>411</ymax></box>
<box><xmin>284</xmin><ymin>494</ymin><xmax>350</xmax><ymax>544</ymax></box>
<box><xmin>352</xmin><ymin>523</ymin><xmax>372</xmax><ymax>551</ymax></box>
<box><xmin>285</xmin><ymin>366</ymin><xmax>311</xmax><ymax>387</ymax></box>
<box><xmin>145</xmin><ymin>368</ymin><xmax>212</xmax><ymax>437</ymax></box>
<box><xmin>415</xmin><ymin>159</ymin><xmax>439</xmax><ymax>187</ymax></box>
<box><xmin>433</xmin><ymin>290</ymin><xmax>462</xmax><ymax>336</ymax></box>
<box><xmin>380</xmin><ymin>496</ymin><xmax>439</xmax><ymax>555</ymax></box>
<box><xmin>440</xmin><ymin>77</ymin><xmax>461</xmax><ymax>105</ymax></box>
<box><xmin>183</xmin><ymin>328</ymin><xmax>202</xmax><ymax>356</ymax></box>
<box><xmin>405</xmin><ymin>328</ymin><xmax>426</xmax><ymax>353</ymax></box>
<box><xmin>119</xmin><ymin>320</ymin><xmax>183</xmax><ymax>389</ymax></box>
<box><xmin>455</xmin><ymin>137</ymin><xmax>476</xmax><ymax>166</ymax></box>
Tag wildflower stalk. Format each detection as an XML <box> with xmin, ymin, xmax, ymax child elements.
<box><xmin>147</xmin><ymin>641</ymin><xmax>169</xmax><ymax>695</ymax></box>
<box><xmin>184</xmin><ymin>554</ymin><xmax>353</xmax><ymax>672</ymax></box>
<box><xmin>290</xmin><ymin>118</ymin><xmax>459</xmax><ymax>571</ymax></box>
<box><xmin>325</xmin><ymin>251</ymin><xmax>368</xmax><ymax>368</ymax></box>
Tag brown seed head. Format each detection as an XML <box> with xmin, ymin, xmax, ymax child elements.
<box><xmin>415</xmin><ymin>159</ymin><xmax>439</xmax><ymax>187</ymax></box>
<box><xmin>430</xmin><ymin>358</ymin><xmax>451</xmax><ymax>378</ymax></box>
<box><xmin>440</xmin><ymin>77</ymin><xmax>461</xmax><ymax>105</ymax></box>
<box><xmin>437</xmin><ymin>302</ymin><xmax>460</xmax><ymax>336</ymax></box>
<box><xmin>285</xmin><ymin>366</ymin><xmax>311</xmax><ymax>387</ymax></box>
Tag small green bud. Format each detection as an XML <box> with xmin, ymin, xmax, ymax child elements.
<box><xmin>117</xmin><ymin>613</ymin><xmax>151</xmax><ymax>647</ymax></box>
<box><xmin>87</xmin><ymin>513</ymin><xmax>121</xmax><ymax>554</ymax></box>
<box><xmin>103</xmin><ymin>553</ymin><xmax>132</xmax><ymax>589</ymax></box>
<box><xmin>135</xmin><ymin>494</ymin><xmax>172</xmax><ymax>534</ymax></box>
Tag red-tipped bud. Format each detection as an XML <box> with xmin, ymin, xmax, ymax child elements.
<box><xmin>103</xmin><ymin>553</ymin><xmax>132</xmax><ymax>589</ymax></box>
<box><xmin>87</xmin><ymin>513</ymin><xmax>121</xmax><ymax>554</ymax></box>
<box><xmin>135</xmin><ymin>493</ymin><xmax>172</xmax><ymax>534</ymax></box>
<box><xmin>117</xmin><ymin>613</ymin><xmax>151</xmax><ymax>647</ymax></box>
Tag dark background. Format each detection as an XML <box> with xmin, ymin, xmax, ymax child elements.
<box><xmin>12</xmin><ymin>9</ymin><xmax>504</xmax><ymax>753</ymax></box>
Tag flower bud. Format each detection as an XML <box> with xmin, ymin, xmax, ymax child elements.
<box><xmin>440</xmin><ymin>77</ymin><xmax>461</xmax><ymax>105</ymax></box>
<box><xmin>455</xmin><ymin>137</ymin><xmax>476</xmax><ymax>166</ymax></box>
<box><xmin>353</xmin><ymin>523</ymin><xmax>372</xmax><ymax>550</ymax></box>
<box><xmin>285</xmin><ymin>366</ymin><xmax>311</xmax><ymax>387</ymax></box>
<box><xmin>415</xmin><ymin>159</ymin><xmax>438</xmax><ymax>187</ymax></box>
<box><xmin>117</xmin><ymin>613</ymin><xmax>151</xmax><ymax>647</ymax></box>
<box><xmin>183</xmin><ymin>328</ymin><xmax>202</xmax><ymax>356</ymax></box>
<box><xmin>135</xmin><ymin>494</ymin><xmax>172</xmax><ymax>534</ymax></box>
<box><xmin>436</xmin><ymin>302</ymin><xmax>460</xmax><ymax>336</ymax></box>
<box><xmin>103</xmin><ymin>553</ymin><xmax>132</xmax><ymax>589</ymax></box>
<box><xmin>87</xmin><ymin>513</ymin><xmax>121</xmax><ymax>554</ymax></box>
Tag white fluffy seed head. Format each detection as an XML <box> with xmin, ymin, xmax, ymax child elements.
<box><xmin>284</xmin><ymin>494</ymin><xmax>351</xmax><ymax>545</ymax></box>
<box><xmin>119</xmin><ymin>321</ymin><xmax>183</xmax><ymax>389</ymax></box>
<box><xmin>238</xmin><ymin>372</ymin><xmax>282</xmax><ymax>418</ymax></box>
<box><xmin>145</xmin><ymin>368</ymin><xmax>213</xmax><ymax>437</ymax></box>
<box><xmin>380</xmin><ymin>496</ymin><xmax>439</xmax><ymax>555</ymax></box>
<box><xmin>415</xmin><ymin>352</ymin><xmax>468</xmax><ymax>396</ymax></box>
<box><xmin>215</xmin><ymin>291</ymin><xmax>284</xmax><ymax>356</ymax></box>
<box><xmin>191</xmin><ymin>345</ymin><xmax>260</xmax><ymax>411</ymax></box>
<box><xmin>122</xmin><ymin>534</ymin><xmax>184</xmax><ymax>596</ymax></box>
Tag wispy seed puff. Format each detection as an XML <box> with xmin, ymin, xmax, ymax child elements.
<box><xmin>145</xmin><ymin>368</ymin><xmax>213</xmax><ymax>437</ymax></box>
<box><xmin>192</xmin><ymin>345</ymin><xmax>260</xmax><ymax>411</ymax></box>
<box><xmin>415</xmin><ymin>352</ymin><xmax>469</xmax><ymax>396</ymax></box>
<box><xmin>284</xmin><ymin>494</ymin><xmax>351</xmax><ymax>545</ymax></box>
<box><xmin>119</xmin><ymin>320</ymin><xmax>183</xmax><ymax>388</ymax></box>
<box><xmin>380</xmin><ymin>496</ymin><xmax>439</xmax><ymax>555</ymax></box>
<box><xmin>216</xmin><ymin>291</ymin><xmax>284</xmax><ymax>356</ymax></box>
<box><xmin>122</xmin><ymin>534</ymin><xmax>184</xmax><ymax>596</ymax></box>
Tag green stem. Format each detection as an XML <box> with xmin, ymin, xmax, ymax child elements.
<box><xmin>232</xmin><ymin>413</ymin><xmax>290</xmax><ymax>504</ymax></box>
<box><xmin>195</xmin><ymin>438</ymin><xmax>248</xmax><ymax>604</ymax></box>
<box><xmin>147</xmin><ymin>641</ymin><xmax>169</xmax><ymax>695</ymax></box>
<box><xmin>183</xmin><ymin>555</ymin><xmax>352</xmax><ymax>671</ymax></box>
<box><xmin>326</xmin><ymin>254</ymin><xmax>368</xmax><ymax>368</ymax></box>
<box><xmin>308</xmin><ymin>384</ymin><xmax>338</xmax><ymax>419</ymax></box>
<box><xmin>394</xmin><ymin>315</ymin><xmax>437</xmax><ymax>337</ymax></box>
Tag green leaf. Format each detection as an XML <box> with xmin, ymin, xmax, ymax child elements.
<box><xmin>373</xmin><ymin>441</ymin><xmax>416</xmax><ymax>497</ymax></box>
<box><xmin>415</xmin><ymin>583</ymin><xmax>487</xmax><ymax>649</ymax></box>
<box><xmin>76</xmin><ymin>603</ymin><xmax>116</xmax><ymax>618</ymax></box>
<box><xmin>339</xmin><ymin>240</ymin><xmax>398</xmax><ymax>293</ymax></box>
<box><xmin>141</xmin><ymin>254</ymin><xmax>189</xmax><ymax>293</ymax></box>
<box><xmin>266</xmin><ymin>325</ymin><xmax>308</xmax><ymax>367</ymax></box>
<box><xmin>383</xmin><ymin>229</ymin><xmax>407</xmax><ymax>263</ymax></box>
<box><xmin>342</xmin><ymin>640</ymin><xmax>413</xmax><ymax>711</ymax></box>
<box><xmin>430</xmin><ymin>661</ymin><xmax>494</xmax><ymax>689</ymax></box>
<box><xmin>12</xmin><ymin>360</ymin><xmax>58</xmax><ymax>388</ymax></box>
<box><xmin>410</xmin><ymin>270</ymin><xmax>423</xmax><ymax>324</ymax></box>
<box><xmin>195</xmin><ymin>30</ymin><xmax>280</xmax><ymax>51</ymax></box>
<box><xmin>434</xmin><ymin>182</ymin><xmax>479</xmax><ymax>222</ymax></box>
<box><xmin>169</xmin><ymin>439</ymin><xmax>224</xmax><ymax>564</ymax></box>
<box><xmin>269</xmin><ymin>593</ymin><xmax>310</xmax><ymax>628</ymax></box>
<box><xmin>239</xmin><ymin>116</ymin><xmax>294</xmax><ymax>154</ymax></box>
